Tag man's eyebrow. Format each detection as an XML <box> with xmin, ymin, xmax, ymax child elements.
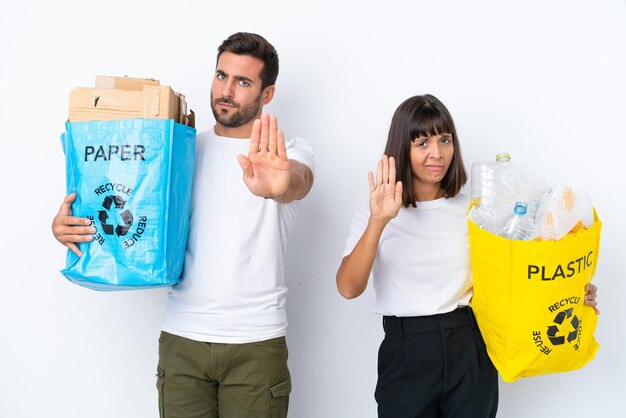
<box><xmin>233</xmin><ymin>75</ymin><xmax>253</xmax><ymax>83</ymax></box>
<box><xmin>214</xmin><ymin>70</ymin><xmax>254</xmax><ymax>84</ymax></box>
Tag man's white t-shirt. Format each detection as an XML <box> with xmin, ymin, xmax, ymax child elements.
<box><xmin>161</xmin><ymin>130</ymin><xmax>315</xmax><ymax>343</ymax></box>
<box><xmin>342</xmin><ymin>194</ymin><xmax>472</xmax><ymax>317</ymax></box>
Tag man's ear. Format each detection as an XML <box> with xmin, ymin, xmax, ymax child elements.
<box><xmin>262</xmin><ymin>85</ymin><xmax>275</xmax><ymax>105</ymax></box>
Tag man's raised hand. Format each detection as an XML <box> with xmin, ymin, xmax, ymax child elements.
<box><xmin>237</xmin><ymin>113</ymin><xmax>291</xmax><ymax>199</ymax></box>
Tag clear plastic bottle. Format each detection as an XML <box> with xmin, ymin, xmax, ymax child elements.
<box><xmin>470</xmin><ymin>152</ymin><xmax>514</xmax><ymax>233</ymax></box>
<box><xmin>498</xmin><ymin>201</ymin><xmax>536</xmax><ymax>240</ymax></box>
<box><xmin>471</xmin><ymin>153</ymin><xmax>511</xmax><ymax>201</ymax></box>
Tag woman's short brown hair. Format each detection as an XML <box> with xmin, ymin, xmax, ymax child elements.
<box><xmin>384</xmin><ymin>94</ymin><xmax>467</xmax><ymax>207</ymax></box>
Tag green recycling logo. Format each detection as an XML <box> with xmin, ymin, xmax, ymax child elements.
<box><xmin>546</xmin><ymin>308</ymin><xmax>579</xmax><ymax>346</ymax></box>
<box><xmin>97</xmin><ymin>195</ymin><xmax>133</xmax><ymax>236</ymax></box>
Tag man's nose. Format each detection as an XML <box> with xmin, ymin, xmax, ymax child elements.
<box><xmin>221</xmin><ymin>80</ymin><xmax>235</xmax><ymax>98</ymax></box>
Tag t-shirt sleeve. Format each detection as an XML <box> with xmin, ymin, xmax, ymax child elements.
<box><xmin>342</xmin><ymin>202</ymin><xmax>370</xmax><ymax>258</ymax></box>
<box><xmin>285</xmin><ymin>137</ymin><xmax>315</xmax><ymax>175</ymax></box>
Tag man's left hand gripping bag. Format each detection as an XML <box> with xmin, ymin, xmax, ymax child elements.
<box><xmin>60</xmin><ymin>118</ymin><xmax>196</xmax><ymax>290</ymax></box>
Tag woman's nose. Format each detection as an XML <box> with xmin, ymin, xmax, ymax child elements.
<box><xmin>430</xmin><ymin>143</ymin><xmax>443</xmax><ymax>158</ymax></box>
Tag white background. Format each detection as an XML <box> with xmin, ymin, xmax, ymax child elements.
<box><xmin>1</xmin><ymin>1</ymin><xmax>624</xmax><ymax>417</ymax></box>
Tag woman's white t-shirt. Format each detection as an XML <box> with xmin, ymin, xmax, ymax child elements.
<box><xmin>342</xmin><ymin>194</ymin><xmax>472</xmax><ymax>317</ymax></box>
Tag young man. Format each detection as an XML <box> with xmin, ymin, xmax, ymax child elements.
<box><xmin>52</xmin><ymin>32</ymin><xmax>314</xmax><ymax>418</ymax></box>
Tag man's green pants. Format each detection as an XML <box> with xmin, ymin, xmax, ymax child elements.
<box><xmin>156</xmin><ymin>331</ymin><xmax>291</xmax><ymax>418</ymax></box>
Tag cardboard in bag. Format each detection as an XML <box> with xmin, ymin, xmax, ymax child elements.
<box><xmin>95</xmin><ymin>75</ymin><xmax>160</xmax><ymax>90</ymax></box>
<box><xmin>68</xmin><ymin>85</ymin><xmax>180</xmax><ymax>122</ymax></box>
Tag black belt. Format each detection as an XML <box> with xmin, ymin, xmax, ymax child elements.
<box><xmin>383</xmin><ymin>306</ymin><xmax>476</xmax><ymax>337</ymax></box>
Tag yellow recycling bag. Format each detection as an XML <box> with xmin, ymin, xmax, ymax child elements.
<box><xmin>468</xmin><ymin>210</ymin><xmax>601</xmax><ymax>382</ymax></box>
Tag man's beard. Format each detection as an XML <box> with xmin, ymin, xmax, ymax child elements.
<box><xmin>211</xmin><ymin>92</ymin><xmax>263</xmax><ymax>128</ymax></box>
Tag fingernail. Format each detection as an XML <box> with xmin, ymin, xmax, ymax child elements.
<box><xmin>90</xmin><ymin>227</ymin><xmax>96</xmax><ymax>233</ymax></box>
<box><xmin>84</xmin><ymin>219</ymin><xmax>91</xmax><ymax>225</ymax></box>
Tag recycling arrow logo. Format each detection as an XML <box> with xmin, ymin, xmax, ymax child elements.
<box><xmin>546</xmin><ymin>308</ymin><xmax>580</xmax><ymax>346</ymax></box>
<box><xmin>97</xmin><ymin>195</ymin><xmax>133</xmax><ymax>237</ymax></box>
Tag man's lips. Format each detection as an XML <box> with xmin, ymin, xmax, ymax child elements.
<box><xmin>216</xmin><ymin>100</ymin><xmax>237</xmax><ymax>108</ymax></box>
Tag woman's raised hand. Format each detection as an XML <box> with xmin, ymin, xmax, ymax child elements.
<box><xmin>368</xmin><ymin>155</ymin><xmax>403</xmax><ymax>224</ymax></box>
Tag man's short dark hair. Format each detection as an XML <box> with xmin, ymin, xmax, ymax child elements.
<box><xmin>217</xmin><ymin>32</ymin><xmax>279</xmax><ymax>90</ymax></box>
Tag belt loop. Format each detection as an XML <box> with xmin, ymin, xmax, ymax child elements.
<box><xmin>399</xmin><ymin>317</ymin><xmax>404</xmax><ymax>338</ymax></box>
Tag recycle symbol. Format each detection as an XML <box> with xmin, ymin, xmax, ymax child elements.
<box><xmin>546</xmin><ymin>308</ymin><xmax>579</xmax><ymax>346</ymax></box>
<box><xmin>97</xmin><ymin>195</ymin><xmax>133</xmax><ymax>237</ymax></box>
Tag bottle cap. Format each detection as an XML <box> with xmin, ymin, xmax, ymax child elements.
<box><xmin>514</xmin><ymin>201</ymin><xmax>528</xmax><ymax>215</ymax></box>
<box><xmin>496</xmin><ymin>152</ymin><xmax>511</xmax><ymax>162</ymax></box>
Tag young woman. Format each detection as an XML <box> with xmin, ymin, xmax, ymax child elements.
<box><xmin>335</xmin><ymin>94</ymin><xmax>599</xmax><ymax>418</ymax></box>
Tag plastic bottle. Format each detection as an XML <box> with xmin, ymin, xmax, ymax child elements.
<box><xmin>471</xmin><ymin>153</ymin><xmax>511</xmax><ymax>201</ymax></box>
<box><xmin>492</xmin><ymin>153</ymin><xmax>526</xmax><ymax>231</ymax></box>
<box><xmin>498</xmin><ymin>201</ymin><xmax>536</xmax><ymax>240</ymax></box>
<box><xmin>470</xmin><ymin>152</ymin><xmax>514</xmax><ymax>233</ymax></box>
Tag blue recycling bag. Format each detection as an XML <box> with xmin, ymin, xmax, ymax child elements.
<box><xmin>60</xmin><ymin>118</ymin><xmax>196</xmax><ymax>290</ymax></box>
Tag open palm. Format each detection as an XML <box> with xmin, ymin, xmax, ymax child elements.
<box><xmin>237</xmin><ymin>113</ymin><xmax>290</xmax><ymax>198</ymax></box>
<box><xmin>369</xmin><ymin>155</ymin><xmax>403</xmax><ymax>223</ymax></box>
